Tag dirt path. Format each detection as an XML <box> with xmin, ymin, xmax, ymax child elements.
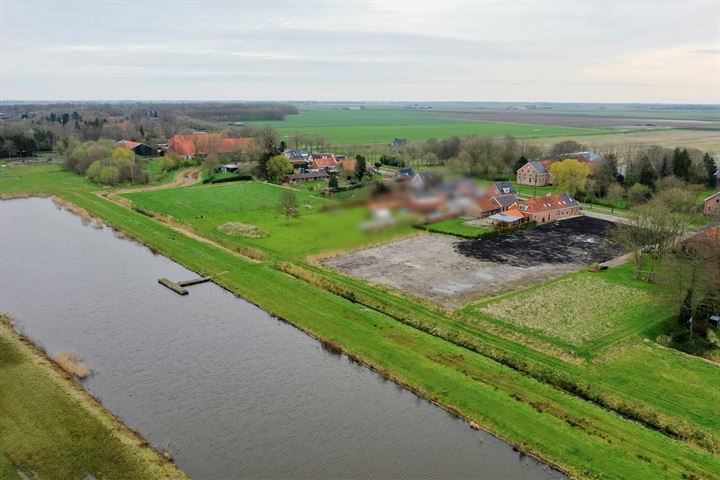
<box><xmin>97</xmin><ymin>168</ymin><xmax>264</xmax><ymax>264</ymax></box>
<box><xmin>111</xmin><ymin>168</ymin><xmax>201</xmax><ymax>195</ymax></box>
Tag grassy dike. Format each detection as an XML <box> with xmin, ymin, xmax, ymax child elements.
<box><xmin>0</xmin><ymin>316</ymin><xmax>187</xmax><ymax>480</ymax></box>
<box><xmin>1</xmin><ymin>165</ymin><xmax>719</xmax><ymax>478</ymax></box>
<box><xmin>51</xmin><ymin>191</ymin><xmax>720</xmax><ymax>479</ymax></box>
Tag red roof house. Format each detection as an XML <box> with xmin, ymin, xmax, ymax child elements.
<box><xmin>168</xmin><ymin>134</ymin><xmax>253</xmax><ymax>157</ymax></box>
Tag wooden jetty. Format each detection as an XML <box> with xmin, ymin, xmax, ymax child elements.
<box><xmin>158</xmin><ymin>276</ymin><xmax>212</xmax><ymax>295</ymax></box>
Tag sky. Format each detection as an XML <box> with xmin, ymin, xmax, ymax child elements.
<box><xmin>1</xmin><ymin>0</ymin><xmax>719</xmax><ymax>103</ymax></box>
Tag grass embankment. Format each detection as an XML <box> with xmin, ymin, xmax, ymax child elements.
<box><xmin>3</xmin><ymin>164</ymin><xmax>720</xmax><ymax>478</ymax></box>
<box><xmin>287</xmin><ymin>261</ymin><xmax>720</xmax><ymax>454</ymax></box>
<box><xmin>0</xmin><ymin>316</ymin><xmax>186</xmax><ymax>480</ymax></box>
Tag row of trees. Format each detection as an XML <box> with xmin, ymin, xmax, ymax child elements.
<box><xmin>610</xmin><ymin>188</ymin><xmax>719</xmax><ymax>337</ymax></box>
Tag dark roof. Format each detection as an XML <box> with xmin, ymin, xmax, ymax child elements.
<box><xmin>392</xmin><ymin>138</ymin><xmax>408</xmax><ymax>146</ymax></box>
<box><xmin>494</xmin><ymin>194</ymin><xmax>518</xmax><ymax>207</ymax></box>
<box><xmin>528</xmin><ymin>161</ymin><xmax>548</xmax><ymax>174</ymax></box>
<box><xmin>396</xmin><ymin>167</ymin><xmax>415</xmax><ymax>179</ymax></box>
<box><xmin>284</xmin><ymin>149</ymin><xmax>310</xmax><ymax>160</ymax></box>
<box><xmin>495</xmin><ymin>181</ymin><xmax>517</xmax><ymax>195</ymax></box>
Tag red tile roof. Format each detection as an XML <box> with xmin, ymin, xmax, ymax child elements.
<box><xmin>504</xmin><ymin>207</ymin><xmax>525</xmax><ymax>220</ymax></box>
<box><xmin>116</xmin><ymin>140</ymin><xmax>142</xmax><ymax>150</ymax></box>
<box><xmin>311</xmin><ymin>156</ymin><xmax>338</xmax><ymax>169</ymax></box>
<box><xmin>519</xmin><ymin>193</ymin><xmax>579</xmax><ymax>213</ymax></box>
<box><xmin>168</xmin><ymin>134</ymin><xmax>253</xmax><ymax>156</ymax></box>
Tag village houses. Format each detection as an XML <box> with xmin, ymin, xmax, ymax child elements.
<box><xmin>704</xmin><ymin>192</ymin><xmax>720</xmax><ymax>217</ymax></box>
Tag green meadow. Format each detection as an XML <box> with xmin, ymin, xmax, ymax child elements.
<box><xmin>2</xmin><ymin>163</ymin><xmax>720</xmax><ymax>479</ymax></box>
<box><xmin>246</xmin><ymin>109</ymin><xmax>614</xmax><ymax>145</ymax></box>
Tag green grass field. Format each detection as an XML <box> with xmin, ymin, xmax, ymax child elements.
<box><xmin>122</xmin><ymin>182</ymin><xmax>413</xmax><ymax>260</ymax></box>
<box><xmin>246</xmin><ymin>109</ymin><xmax>615</xmax><ymax>145</ymax></box>
<box><xmin>472</xmin><ymin>274</ymin><xmax>661</xmax><ymax>348</ymax></box>
<box><xmin>2</xmin><ymin>164</ymin><xmax>720</xmax><ymax>478</ymax></box>
<box><xmin>425</xmin><ymin>217</ymin><xmax>491</xmax><ymax>238</ymax></box>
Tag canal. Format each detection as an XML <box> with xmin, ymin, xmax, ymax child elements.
<box><xmin>0</xmin><ymin>198</ymin><xmax>563</xmax><ymax>479</ymax></box>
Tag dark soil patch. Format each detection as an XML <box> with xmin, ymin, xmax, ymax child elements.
<box><xmin>455</xmin><ymin>217</ymin><xmax>623</xmax><ymax>267</ymax></box>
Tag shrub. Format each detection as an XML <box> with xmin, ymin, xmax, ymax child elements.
<box><xmin>55</xmin><ymin>351</ymin><xmax>90</xmax><ymax>378</ymax></box>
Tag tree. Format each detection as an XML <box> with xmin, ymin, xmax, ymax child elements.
<box><xmin>657</xmin><ymin>230</ymin><xmax>720</xmax><ymax>337</ymax></box>
<box><xmin>702</xmin><ymin>153</ymin><xmax>717</xmax><ymax>188</ymax></box>
<box><xmin>266</xmin><ymin>155</ymin><xmax>293</xmax><ymax>183</ymax></box>
<box><xmin>202</xmin><ymin>154</ymin><xmax>221</xmax><ymax>181</ymax></box>
<box><xmin>328</xmin><ymin>173</ymin><xmax>339</xmax><ymax>190</ymax></box>
<box><xmin>606</xmin><ymin>183</ymin><xmax>625</xmax><ymax>211</ymax></box>
<box><xmin>277</xmin><ymin>190</ymin><xmax>299</xmax><ymax>225</ymax></box>
<box><xmin>627</xmin><ymin>183</ymin><xmax>651</xmax><ymax>206</ymax></box>
<box><xmin>354</xmin><ymin>154</ymin><xmax>367</xmax><ymax>180</ymax></box>
<box><xmin>594</xmin><ymin>153</ymin><xmax>619</xmax><ymax>196</ymax></box>
<box><xmin>549</xmin><ymin>159</ymin><xmax>590</xmax><ymax>196</ymax></box>
<box><xmin>550</xmin><ymin>140</ymin><xmax>585</xmax><ymax>155</ymax></box>
<box><xmin>659</xmin><ymin>155</ymin><xmax>671</xmax><ymax>177</ymax></box>
<box><xmin>671</xmin><ymin>148</ymin><xmax>691</xmax><ymax>181</ymax></box>
<box><xmin>513</xmin><ymin>155</ymin><xmax>528</xmax><ymax>173</ymax></box>
<box><xmin>637</xmin><ymin>155</ymin><xmax>657</xmax><ymax>188</ymax></box>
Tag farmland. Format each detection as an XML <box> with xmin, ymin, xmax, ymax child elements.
<box><xmin>246</xmin><ymin>109</ymin><xmax>617</xmax><ymax>145</ymax></box>
<box><xmin>2</xmin><ymin>163</ymin><xmax>720</xmax><ymax>479</ymax></box>
<box><xmin>245</xmin><ymin>106</ymin><xmax>720</xmax><ymax>148</ymax></box>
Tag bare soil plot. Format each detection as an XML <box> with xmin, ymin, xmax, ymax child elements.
<box><xmin>326</xmin><ymin>217</ymin><xmax>623</xmax><ymax>307</ymax></box>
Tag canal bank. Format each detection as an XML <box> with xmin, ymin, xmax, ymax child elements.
<box><xmin>0</xmin><ymin>198</ymin><xmax>563</xmax><ymax>479</ymax></box>
<box><xmin>0</xmin><ymin>315</ymin><xmax>187</xmax><ymax>480</ymax></box>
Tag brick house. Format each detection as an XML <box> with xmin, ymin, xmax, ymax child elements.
<box><xmin>518</xmin><ymin>193</ymin><xmax>581</xmax><ymax>223</ymax></box>
<box><xmin>517</xmin><ymin>160</ymin><xmax>554</xmax><ymax>186</ymax></box>
<box><xmin>704</xmin><ymin>192</ymin><xmax>720</xmax><ymax>216</ymax></box>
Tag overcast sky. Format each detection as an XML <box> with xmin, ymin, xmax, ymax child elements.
<box><xmin>1</xmin><ymin>0</ymin><xmax>718</xmax><ymax>103</ymax></box>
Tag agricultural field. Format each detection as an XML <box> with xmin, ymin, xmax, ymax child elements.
<box><xmin>246</xmin><ymin>108</ymin><xmax>618</xmax><ymax>145</ymax></box>
<box><xmin>471</xmin><ymin>274</ymin><xmax>662</xmax><ymax>348</ymax></box>
<box><xmin>122</xmin><ymin>181</ymin><xmax>413</xmax><ymax>260</ymax></box>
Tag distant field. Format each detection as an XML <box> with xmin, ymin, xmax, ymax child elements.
<box><xmin>245</xmin><ymin>109</ymin><xmax>615</xmax><ymax>145</ymax></box>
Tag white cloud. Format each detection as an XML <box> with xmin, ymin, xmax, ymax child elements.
<box><xmin>2</xmin><ymin>0</ymin><xmax>718</xmax><ymax>102</ymax></box>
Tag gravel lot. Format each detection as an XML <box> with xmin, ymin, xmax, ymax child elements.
<box><xmin>326</xmin><ymin>217</ymin><xmax>623</xmax><ymax>307</ymax></box>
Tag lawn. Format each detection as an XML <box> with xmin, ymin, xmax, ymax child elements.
<box><xmin>0</xmin><ymin>318</ymin><xmax>185</xmax><ymax>480</ymax></box>
<box><xmin>246</xmin><ymin>109</ymin><xmax>614</xmax><ymax>145</ymax></box>
<box><xmin>122</xmin><ymin>181</ymin><xmax>412</xmax><ymax>260</ymax></box>
<box><xmin>425</xmin><ymin>217</ymin><xmax>491</xmax><ymax>238</ymax></box>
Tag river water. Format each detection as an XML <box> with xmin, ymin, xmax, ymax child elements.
<box><xmin>0</xmin><ymin>198</ymin><xmax>563</xmax><ymax>479</ymax></box>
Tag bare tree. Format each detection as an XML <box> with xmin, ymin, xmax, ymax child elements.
<box><xmin>277</xmin><ymin>190</ymin><xmax>299</xmax><ymax>225</ymax></box>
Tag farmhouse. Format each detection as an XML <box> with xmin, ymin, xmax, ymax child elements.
<box><xmin>517</xmin><ymin>152</ymin><xmax>601</xmax><ymax>186</ymax></box>
<box><xmin>309</xmin><ymin>153</ymin><xmax>339</xmax><ymax>172</ymax></box>
<box><xmin>168</xmin><ymin>134</ymin><xmax>253</xmax><ymax>158</ymax></box>
<box><xmin>283</xmin><ymin>149</ymin><xmax>311</xmax><ymax>168</ymax></box>
<box><xmin>116</xmin><ymin>140</ymin><xmax>155</xmax><ymax>157</ymax></box>
<box><xmin>391</xmin><ymin>138</ymin><xmax>408</xmax><ymax>148</ymax></box>
<box><xmin>518</xmin><ymin>193</ymin><xmax>581</xmax><ymax>223</ymax></box>
<box><xmin>517</xmin><ymin>160</ymin><xmax>553</xmax><ymax>186</ymax></box>
<box><xmin>704</xmin><ymin>192</ymin><xmax>720</xmax><ymax>216</ymax></box>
